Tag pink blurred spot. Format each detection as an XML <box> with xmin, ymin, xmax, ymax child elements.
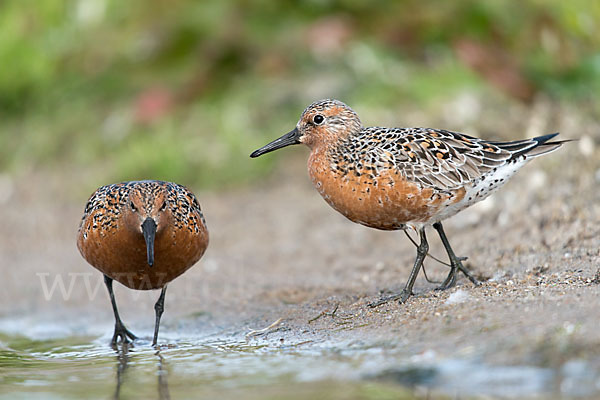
<box><xmin>305</xmin><ymin>16</ymin><xmax>353</xmax><ymax>57</ymax></box>
<box><xmin>134</xmin><ymin>87</ymin><xmax>174</xmax><ymax>124</ymax></box>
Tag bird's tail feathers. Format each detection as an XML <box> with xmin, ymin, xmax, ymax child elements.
<box><xmin>524</xmin><ymin>133</ymin><xmax>573</xmax><ymax>158</ymax></box>
<box><xmin>493</xmin><ymin>132</ymin><xmax>572</xmax><ymax>159</ymax></box>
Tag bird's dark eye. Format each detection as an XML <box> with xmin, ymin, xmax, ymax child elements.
<box><xmin>130</xmin><ymin>201</ymin><xmax>137</xmax><ymax>212</ymax></box>
<box><xmin>160</xmin><ymin>201</ymin><xmax>167</xmax><ymax>211</ymax></box>
<box><xmin>313</xmin><ymin>114</ymin><xmax>325</xmax><ymax>125</ymax></box>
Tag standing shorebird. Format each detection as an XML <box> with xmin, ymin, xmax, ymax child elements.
<box><xmin>250</xmin><ymin>99</ymin><xmax>566</xmax><ymax>305</ymax></box>
<box><xmin>77</xmin><ymin>180</ymin><xmax>209</xmax><ymax>346</ymax></box>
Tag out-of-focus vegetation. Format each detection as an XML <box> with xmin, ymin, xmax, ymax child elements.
<box><xmin>1</xmin><ymin>0</ymin><xmax>598</xmax><ymax>189</ymax></box>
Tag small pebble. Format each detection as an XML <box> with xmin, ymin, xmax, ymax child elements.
<box><xmin>445</xmin><ymin>290</ymin><xmax>470</xmax><ymax>305</ymax></box>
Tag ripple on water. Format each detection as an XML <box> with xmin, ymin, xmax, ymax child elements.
<box><xmin>1</xmin><ymin>320</ymin><xmax>599</xmax><ymax>399</ymax></box>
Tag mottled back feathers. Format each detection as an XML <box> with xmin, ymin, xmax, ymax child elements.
<box><xmin>329</xmin><ymin>127</ymin><xmax>563</xmax><ymax>192</ymax></box>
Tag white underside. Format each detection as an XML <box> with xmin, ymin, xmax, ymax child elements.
<box><xmin>421</xmin><ymin>157</ymin><xmax>529</xmax><ymax>226</ymax></box>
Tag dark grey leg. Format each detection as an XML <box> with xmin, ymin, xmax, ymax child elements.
<box><xmin>104</xmin><ymin>275</ymin><xmax>137</xmax><ymax>345</ymax></box>
<box><xmin>369</xmin><ymin>227</ymin><xmax>429</xmax><ymax>307</ymax></box>
<box><xmin>433</xmin><ymin>222</ymin><xmax>479</xmax><ymax>289</ymax></box>
<box><xmin>152</xmin><ymin>286</ymin><xmax>167</xmax><ymax>347</ymax></box>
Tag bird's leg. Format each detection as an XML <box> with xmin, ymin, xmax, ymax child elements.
<box><xmin>152</xmin><ymin>285</ymin><xmax>167</xmax><ymax>347</ymax></box>
<box><xmin>433</xmin><ymin>222</ymin><xmax>479</xmax><ymax>290</ymax></box>
<box><xmin>104</xmin><ymin>275</ymin><xmax>137</xmax><ymax>345</ymax></box>
<box><xmin>369</xmin><ymin>227</ymin><xmax>428</xmax><ymax>307</ymax></box>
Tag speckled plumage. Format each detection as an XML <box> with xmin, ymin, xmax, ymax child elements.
<box><xmin>251</xmin><ymin>99</ymin><xmax>567</xmax><ymax>304</ymax></box>
<box><xmin>77</xmin><ymin>180</ymin><xmax>208</xmax><ymax>290</ymax></box>
<box><xmin>77</xmin><ymin>180</ymin><xmax>209</xmax><ymax>345</ymax></box>
<box><xmin>298</xmin><ymin>99</ymin><xmax>564</xmax><ymax>230</ymax></box>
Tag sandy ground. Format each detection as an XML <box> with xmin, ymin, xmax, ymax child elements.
<box><xmin>2</xmin><ymin>132</ymin><xmax>599</xmax><ymax>373</ymax></box>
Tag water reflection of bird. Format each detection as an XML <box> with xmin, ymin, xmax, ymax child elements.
<box><xmin>112</xmin><ymin>344</ymin><xmax>171</xmax><ymax>400</ymax></box>
<box><xmin>113</xmin><ymin>343</ymin><xmax>130</xmax><ymax>399</ymax></box>
<box><xmin>77</xmin><ymin>180</ymin><xmax>209</xmax><ymax>346</ymax></box>
<box><xmin>251</xmin><ymin>99</ymin><xmax>566</xmax><ymax>305</ymax></box>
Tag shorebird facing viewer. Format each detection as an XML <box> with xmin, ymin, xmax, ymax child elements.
<box><xmin>250</xmin><ymin>99</ymin><xmax>567</xmax><ymax>306</ymax></box>
<box><xmin>77</xmin><ymin>180</ymin><xmax>209</xmax><ymax>346</ymax></box>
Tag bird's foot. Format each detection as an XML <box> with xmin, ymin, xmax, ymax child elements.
<box><xmin>454</xmin><ymin>258</ymin><xmax>480</xmax><ymax>286</ymax></box>
<box><xmin>435</xmin><ymin>268</ymin><xmax>457</xmax><ymax>291</ymax></box>
<box><xmin>438</xmin><ymin>256</ymin><xmax>480</xmax><ymax>289</ymax></box>
<box><xmin>368</xmin><ymin>288</ymin><xmax>413</xmax><ymax>308</ymax></box>
<box><xmin>111</xmin><ymin>322</ymin><xmax>137</xmax><ymax>346</ymax></box>
<box><xmin>446</xmin><ymin>257</ymin><xmax>480</xmax><ymax>290</ymax></box>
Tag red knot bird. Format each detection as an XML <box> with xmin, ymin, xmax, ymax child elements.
<box><xmin>250</xmin><ymin>99</ymin><xmax>567</xmax><ymax>306</ymax></box>
<box><xmin>77</xmin><ymin>180</ymin><xmax>209</xmax><ymax>345</ymax></box>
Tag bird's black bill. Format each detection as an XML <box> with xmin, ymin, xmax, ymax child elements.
<box><xmin>250</xmin><ymin>128</ymin><xmax>301</xmax><ymax>158</ymax></box>
<box><xmin>141</xmin><ymin>217</ymin><xmax>157</xmax><ymax>267</ymax></box>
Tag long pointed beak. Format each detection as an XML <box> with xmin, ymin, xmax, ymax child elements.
<box><xmin>250</xmin><ymin>128</ymin><xmax>301</xmax><ymax>158</ymax></box>
<box><xmin>141</xmin><ymin>218</ymin><xmax>157</xmax><ymax>267</ymax></box>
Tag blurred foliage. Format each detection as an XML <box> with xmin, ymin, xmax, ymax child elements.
<box><xmin>0</xmin><ymin>0</ymin><xmax>598</xmax><ymax>190</ymax></box>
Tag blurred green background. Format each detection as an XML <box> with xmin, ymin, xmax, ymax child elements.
<box><xmin>1</xmin><ymin>0</ymin><xmax>598</xmax><ymax>191</ymax></box>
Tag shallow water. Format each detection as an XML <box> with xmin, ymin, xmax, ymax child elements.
<box><xmin>0</xmin><ymin>331</ymin><xmax>411</xmax><ymax>400</ymax></box>
<box><xmin>2</xmin><ymin>319</ymin><xmax>599</xmax><ymax>400</ymax></box>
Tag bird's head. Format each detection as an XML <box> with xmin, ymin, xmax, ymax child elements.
<box><xmin>250</xmin><ymin>99</ymin><xmax>361</xmax><ymax>158</ymax></box>
<box><xmin>124</xmin><ymin>183</ymin><xmax>171</xmax><ymax>267</ymax></box>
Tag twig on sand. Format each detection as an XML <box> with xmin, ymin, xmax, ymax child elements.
<box><xmin>333</xmin><ymin>322</ymin><xmax>370</xmax><ymax>332</ymax></box>
<box><xmin>308</xmin><ymin>304</ymin><xmax>339</xmax><ymax>323</ymax></box>
<box><xmin>245</xmin><ymin>318</ymin><xmax>283</xmax><ymax>339</ymax></box>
